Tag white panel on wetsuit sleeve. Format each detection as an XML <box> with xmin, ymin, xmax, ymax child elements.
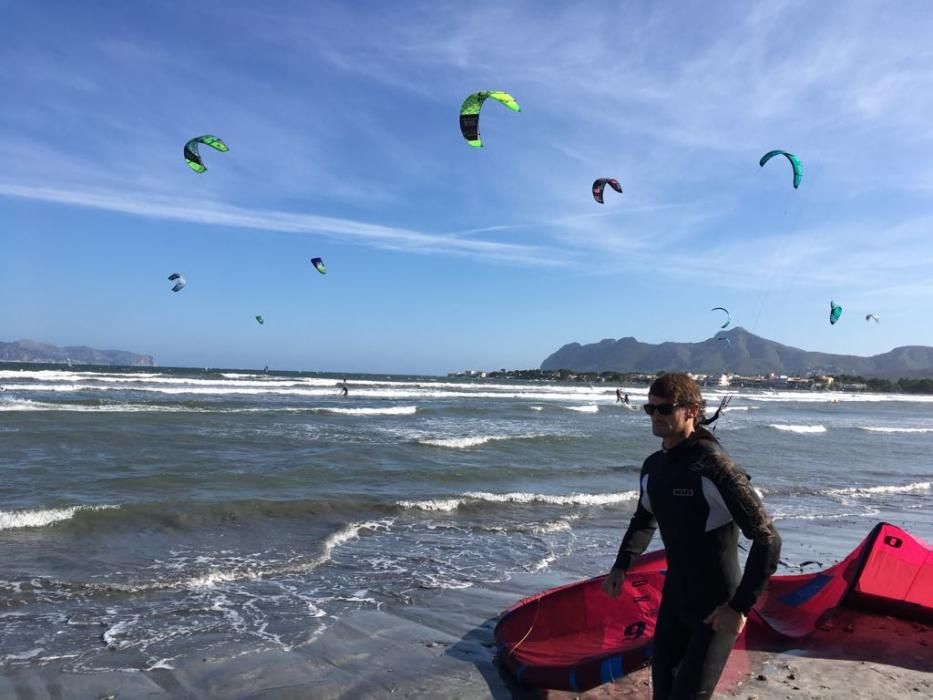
<box><xmin>701</xmin><ymin>476</ymin><xmax>733</xmax><ymax>532</ymax></box>
<box><xmin>641</xmin><ymin>474</ymin><xmax>653</xmax><ymax>513</ymax></box>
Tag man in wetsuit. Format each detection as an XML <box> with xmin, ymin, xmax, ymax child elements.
<box><xmin>602</xmin><ymin>373</ymin><xmax>781</xmax><ymax>699</ymax></box>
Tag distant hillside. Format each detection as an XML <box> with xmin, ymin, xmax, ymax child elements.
<box><xmin>0</xmin><ymin>339</ymin><xmax>156</xmax><ymax>367</ymax></box>
<box><xmin>540</xmin><ymin>327</ymin><xmax>933</xmax><ymax>379</ymax></box>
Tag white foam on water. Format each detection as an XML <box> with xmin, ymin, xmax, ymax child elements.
<box><xmin>0</xmin><ymin>504</ymin><xmax>118</xmax><ymax>531</ymax></box>
<box><xmin>397</xmin><ymin>491</ymin><xmax>639</xmax><ymax>511</ymax></box>
<box><xmin>529</xmin><ymin>405</ymin><xmax>544</xmax><ymax>411</ymax></box>
<box><xmin>768</xmin><ymin>424</ymin><xmax>827</xmax><ymax>433</ymax></box>
<box><xmin>0</xmin><ymin>648</ymin><xmax>44</xmax><ymax>663</ymax></box>
<box><xmin>772</xmin><ymin>508</ymin><xmax>880</xmax><ymax>521</ymax></box>
<box><xmin>463</xmin><ymin>490</ymin><xmax>639</xmax><ymax>506</ymax></box>
<box><xmin>0</xmin><ymin>399</ymin><xmax>199</xmax><ymax>413</ymax></box>
<box><xmin>530</xmin><ymin>515</ymin><xmax>580</xmax><ymax>535</ymax></box>
<box><xmin>527</xmin><ymin>552</ymin><xmax>559</xmax><ymax>572</ymax></box>
<box><xmin>563</xmin><ymin>404</ymin><xmax>599</xmax><ymax>413</ymax></box>
<box><xmin>177</xmin><ymin>519</ymin><xmax>395</xmax><ymax>590</ymax></box>
<box><xmin>416</xmin><ymin>433</ymin><xmax>546</xmax><ymax>449</ymax></box>
<box><xmin>861</xmin><ymin>426</ymin><xmax>933</xmax><ymax>433</ymax></box>
<box><xmin>827</xmin><ymin>481</ymin><xmax>931</xmax><ymax>498</ymax></box>
<box><xmin>397</xmin><ymin>498</ymin><xmax>464</xmax><ymax>512</ymax></box>
<box><xmin>312</xmin><ymin>406</ymin><xmax>417</xmax><ymax>416</ymax></box>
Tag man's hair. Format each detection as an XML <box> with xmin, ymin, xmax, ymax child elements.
<box><xmin>648</xmin><ymin>373</ymin><xmax>707</xmax><ymax>423</ymax></box>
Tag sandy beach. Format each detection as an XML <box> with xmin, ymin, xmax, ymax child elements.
<box><xmin>2</xmin><ymin>578</ymin><xmax>930</xmax><ymax>699</ymax></box>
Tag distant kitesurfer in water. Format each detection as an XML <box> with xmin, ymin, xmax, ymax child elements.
<box><xmin>616</xmin><ymin>388</ymin><xmax>623</xmax><ymax>402</ymax></box>
<box><xmin>624</xmin><ymin>393</ymin><xmax>631</xmax><ymax>406</ymax></box>
<box><xmin>602</xmin><ymin>373</ymin><xmax>780</xmax><ymax>699</ymax></box>
<box><xmin>340</xmin><ymin>380</ymin><xmax>349</xmax><ymax>397</ymax></box>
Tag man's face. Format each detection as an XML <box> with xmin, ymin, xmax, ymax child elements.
<box><xmin>646</xmin><ymin>393</ymin><xmax>697</xmax><ymax>438</ymax></box>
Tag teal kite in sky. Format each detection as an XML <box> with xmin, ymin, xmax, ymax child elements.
<box><xmin>830</xmin><ymin>301</ymin><xmax>842</xmax><ymax>325</ymax></box>
<box><xmin>711</xmin><ymin>307</ymin><xmax>730</xmax><ymax>329</ymax></box>
<box><xmin>255</xmin><ymin>315</ymin><xmax>265</xmax><ymax>325</ymax></box>
<box><xmin>184</xmin><ymin>135</ymin><xmax>229</xmax><ymax>173</ymax></box>
<box><xmin>592</xmin><ymin>178</ymin><xmax>622</xmax><ymax>204</ymax></box>
<box><xmin>310</xmin><ymin>257</ymin><xmax>326</xmax><ymax>274</ymax></box>
<box><xmin>459</xmin><ymin>91</ymin><xmax>520</xmax><ymax>147</ymax></box>
<box><xmin>759</xmin><ymin>150</ymin><xmax>803</xmax><ymax>189</ymax></box>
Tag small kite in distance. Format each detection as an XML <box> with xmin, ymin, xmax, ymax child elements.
<box><xmin>310</xmin><ymin>257</ymin><xmax>327</xmax><ymax>274</ymax></box>
<box><xmin>167</xmin><ymin>273</ymin><xmax>186</xmax><ymax>292</ymax></box>
<box><xmin>865</xmin><ymin>314</ymin><xmax>879</xmax><ymax>323</ymax></box>
<box><xmin>830</xmin><ymin>301</ymin><xmax>842</xmax><ymax>325</ymax></box>
<box><xmin>255</xmin><ymin>315</ymin><xmax>265</xmax><ymax>325</ymax></box>
<box><xmin>711</xmin><ymin>307</ymin><xmax>730</xmax><ymax>329</ymax></box>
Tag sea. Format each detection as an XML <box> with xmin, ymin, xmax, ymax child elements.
<box><xmin>1</xmin><ymin>366</ymin><xmax>931</xmax><ymax>674</ymax></box>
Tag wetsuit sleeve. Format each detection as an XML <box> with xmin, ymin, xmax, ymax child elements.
<box><xmin>706</xmin><ymin>455</ymin><xmax>782</xmax><ymax>613</ymax></box>
<box><xmin>612</xmin><ymin>470</ymin><xmax>657</xmax><ymax>571</ymax></box>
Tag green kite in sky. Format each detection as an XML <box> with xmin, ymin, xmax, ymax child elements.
<box><xmin>184</xmin><ymin>135</ymin><xmax>229</xmax><ymax>173</ymax></box>
<box><xmin>459</xmin><ymin>91</ymin><xmax>520</xmax><ymax>147</ymax></box>
<box><xmin>830</xmin><ymin>301</ymin><xmax>842</xmax><ymax>325</ymax></box>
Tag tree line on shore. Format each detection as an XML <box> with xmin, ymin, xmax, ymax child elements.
<box><xmin>479</xmin><ymin>369</ymin><xmax>933</xmax><ymax>394</ymax></box>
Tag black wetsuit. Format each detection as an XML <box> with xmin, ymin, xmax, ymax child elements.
<box><xmin>613</xmin><ymin>428</ymin><xmax>781</xmax><ymax>699</ymax></box>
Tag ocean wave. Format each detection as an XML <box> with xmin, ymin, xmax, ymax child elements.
<box><xmin>827</xmin><ymin>481</ymin><xmax>931</xmax><ymax>498</ymax></box>
<box><xmin>563</xmin><ymin>405</ymin><xmax>599</xmax><ymax>413</ymax></box>
<box><xmin>4</xmin><ymin>381</ymin><xmax>638</xmax><ymax>404</ymax></box>
<box><xmin>312</xmin><ymin>406</ymin><xmax>417</xmax><ymax>416</ymax></box>
<box><xmin>0</xmin><ymin>505</ymin><xmax>119</xmax><ymax>531</ymax></box>
<box><xmin>768</xmin><ymin>424</ymin><xmax>827</xmax><ymax>433</ymax></box>
<box><xmin>861</xmin><ymin>426</ymin><xmax>933</xmax><ymax>433</ymax></box>
<box><xmin>398</xmin><ymin>490</ymin><xmax>638</xmax><ymax>512</ymax></box>
<box><xmin>0</xmin><ymin>398</ymin><xmax>202</xmax><ymax>413</ymax></box>
<box><xmin>416</xmin><ymin>433</ymin><xmax>546</xmax><ymax>449</ymax></box>
<box><xmin>772</xmin><ymin>508</ymin><xmax>880</xmax><ymax>521</ymax></box>
<box><xmin>0</xmin><ymin>498</ymin><xmax>400</xmax><ymax>536</ymax></box>
<box><xmin>180</xmin><ymin>519</ymin><xmax>394</xmax><ymax>589</ymax></box>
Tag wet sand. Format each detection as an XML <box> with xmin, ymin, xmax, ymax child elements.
<box><xmin>1</xmin><ymin>582</ymin><xmax>929</xmax><ymax>699</ymax></box>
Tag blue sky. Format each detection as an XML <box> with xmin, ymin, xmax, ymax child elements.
<box><xmin>3</xmin><ymin>1</ymin><xmax>933</xmax><ymax>374</ymax></box>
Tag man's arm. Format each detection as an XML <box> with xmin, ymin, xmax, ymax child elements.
<box><xmin>709</xmin><ymin>457</ymin><xmax>782</xmax><ymax>613</ymax></box>
<box><xmin>612</xmin><ymin>483</ymin><xmax>657</xmax><ymax>571</ymax></box>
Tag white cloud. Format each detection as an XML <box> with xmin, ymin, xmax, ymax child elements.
<box><xmin>0</xmin><ymin>183</ymin><xmax>566</xmax><ymax>267</ymax></box>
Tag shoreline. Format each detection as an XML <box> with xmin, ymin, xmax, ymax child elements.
<box><xmin>2</xmin><ymin>580</ymin><xmax>929</xmax><ymax>699</ymax></box>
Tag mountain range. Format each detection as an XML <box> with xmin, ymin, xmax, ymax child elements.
<box><xmin>0</xmin><ymin>340</ymin><xmax>156</xmax><ymax>367</ymax></box>
<box><xmin>540</xmin><ymin>327</ymin><xmax>933</xmax><ymax>379</ymax></box>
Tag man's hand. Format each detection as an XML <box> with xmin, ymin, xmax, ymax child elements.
<box><xmin>703</xmin><ymin>603</ymin><xmax>747</xmax><ymax>636</ymax></box>
<box><xmin>601</xmin><ymin>567</ymin><xmax>625</xmax><ymax>598</ymax></box>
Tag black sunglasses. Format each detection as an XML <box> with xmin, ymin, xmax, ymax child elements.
<box><xmin>643</xmin><ymin>402</ymin><xmax>681</xmax><ymax>416</ymax></box>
